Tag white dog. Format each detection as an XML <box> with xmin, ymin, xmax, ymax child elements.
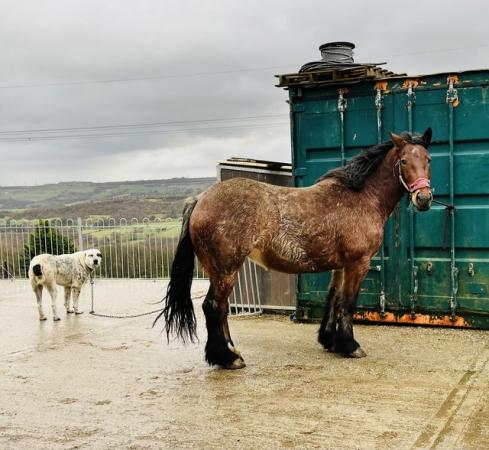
<box><xmin>28</xmin><ymin>249</ymin><xmax>102</xmax><ymax>321</ymax></box>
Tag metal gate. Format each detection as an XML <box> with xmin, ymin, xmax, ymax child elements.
<box><xmin>218</xmin><ymin>157</ymin><xmax>293</xmax><ymax>313</ymax></box>
<box><xmin>279</xmin><ymin>68</ymin><xmax>489</xmax><ymax>328</ymax></box>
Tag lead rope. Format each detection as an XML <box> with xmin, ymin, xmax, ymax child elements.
<box><xmin>431</xmin><ymin>199</ymin><xmax>455</xmax><ymax>250</ymax></box>
<box><xmin>88</xmin><ymin>274</ymin><xmax>206</xmax><ymax>319</ymax></box>
<box><xmin>90</xmin><ymin>272</ymin><xmax>94</xmax><ymax>313</ymax></box>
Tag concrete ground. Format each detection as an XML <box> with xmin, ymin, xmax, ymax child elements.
<box><xmin>1</xmin><ymin>279</ymin><xmax>489</xmax><ymax>450</ymax></box>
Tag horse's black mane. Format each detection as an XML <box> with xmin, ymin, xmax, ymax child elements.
<box><xmin>316</xmin><ymin>132</ymin><xmax>428</xmax><ymax>191</ymax></box>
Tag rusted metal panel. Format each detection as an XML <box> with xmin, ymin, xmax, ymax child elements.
<box><xmin>354</xmin><ymin>311</ymin><xmax>470</xmax><ymax>328</ymax></box>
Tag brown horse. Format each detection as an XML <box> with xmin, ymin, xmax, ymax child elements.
<box><xmin>155</xmin><ymin>128</ymin><xmax>433</xmax><ymax>369</ymax></box>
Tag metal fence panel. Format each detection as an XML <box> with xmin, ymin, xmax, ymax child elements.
<box><xmin>0</xmin><ymin>217</ymin><xmax>261</xmax><ymax>315</ymax></box>
<box><xmin>0</xmin><ymin>218</ymin><xmax>203</xmax><ymax>280</ymax></box>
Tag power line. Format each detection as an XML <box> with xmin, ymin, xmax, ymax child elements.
<box><xmin>1</xmin><ymin>43</ymin><xmax>489</xmax><ymax>91</ymax></box>
<box><xmin>0</xmin><ymin>113</ymin><xmax>287</xmax><ymax>135</ymax></box>
<box><xmin>0</xmin><ymin>121</ymin><xmax>289</xmax><ymax>142</ymax></box>
<box><xmin>0</xmin><ymin>65</ymin><xmax>292</xmax><ymax>90</ymax></box>
<box><xmin>366</xmin><ymin>43</ymin><xmax>489</xmax><ymax>60</ymax></box>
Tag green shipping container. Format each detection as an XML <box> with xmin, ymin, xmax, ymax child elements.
<box><xmin>278</xmin><ymin>66</ymin><xmax>489</xmax><ymax>328</ymax></box>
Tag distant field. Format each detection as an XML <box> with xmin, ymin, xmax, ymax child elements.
<box><xmin>84</xmin><ymin>219</ymin><xmax>182</xmax><ymax>239</ymax></box>
<box><xmin>0</xmin><ymin>177</ymin><xmax>215</xmax><ymax>209</ymax></box>
<box><xmin>0</xmin><ymin>177</ymin><xmax>215</xmax><ymax>221</ymax></box>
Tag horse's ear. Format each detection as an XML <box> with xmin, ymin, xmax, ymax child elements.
<box><xmin>421</xmin><ymin>127</ymin><xmax>432</xmax><ymax>147</ymax></box>
<box><xmin>390</xmin><ymin>132</ymin><xmax>407</xmax><ymax>151</ymax></box>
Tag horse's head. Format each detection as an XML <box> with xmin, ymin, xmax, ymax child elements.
<box><xmin>390</xmin><ymin>127</ymin><xmax>433</xmax><ymax>211</ymax></box>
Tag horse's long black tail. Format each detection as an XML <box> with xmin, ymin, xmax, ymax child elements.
<box><xmin>153</xmin><ymin>198</ymin><xmax>198</xmax><ymax>343</ymax></box>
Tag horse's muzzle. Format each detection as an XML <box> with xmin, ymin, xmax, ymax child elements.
<box><xmin>413</xmin><ymin>190</ymin><xmax>433</xmax><ymax>211</ymax></box>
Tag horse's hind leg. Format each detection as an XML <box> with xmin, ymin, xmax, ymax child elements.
<box><xmin>336</xmin><ymin>257</ymin><xmax>370</xmax><ymax>358</ymax></box>
<box><xmin>318</xmin><ymin>269</ymin><xmax>343</xmax><ymax>351</ymax></box>
<box><xmin>203</xmin><ymin>272</ymin><xmax>245</xmax><ymax>369</ymax></box>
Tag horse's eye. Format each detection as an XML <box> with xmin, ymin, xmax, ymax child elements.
<box><xmin>401</xmin><ymin>159</ymin><xmax>407</xmax><ymax>165</ymax></box>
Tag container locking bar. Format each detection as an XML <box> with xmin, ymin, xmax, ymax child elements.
<box><xmin>337</xmin><ymin>88</ymin><xmax>348</xmax><ymax>166</ymax></box>
<box><xmin>446</xmin><ymin>75</ymin><xmax>459</xmax><ymax>320</ymax></box>
<box><xmin>410</xmin><ymin>266</ymin><xmax>418</xmax><ymax>319</ymax></box>
<box><xmin>405</xmin><ymin>80</ymin><xmax>418</xmax><ymax>316</ymax></box>
<box><xmin>375</xmin><ymin>81</ymin><xmax>388</xmax><ymax>314</ymax></box>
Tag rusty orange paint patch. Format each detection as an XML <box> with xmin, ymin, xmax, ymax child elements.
<box><xmin>402</xmin><ymin>79</ymin><xmax>419</xmax><ymax>89</ymax></box>
<box><xmin>447</xmin><ymin>74</ymin><xmax>460</xmax><ymax>85</ymax></box>
<box><xmin>375</xmin><ymin>81</ymin><xmax>389</xmax><ymax>92</ymax></box>
<box><xmin>354</xmin><ymin>311</ymin><xmax>470</xmax><ymax>328</ymax></box>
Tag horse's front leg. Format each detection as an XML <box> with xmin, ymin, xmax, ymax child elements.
<box><xmin>335</xmin><ymin>257</ymin><xmax>370</xmax><ymax>358</ymax></box>
<box><xmin>318</xmin><ymin>269</ymin><xmax>344</xmax><ymax>351</ymax></box>
<box><xmin>202</xmin><ymin>272</ymin><xmax>245</xmax><ymax>370</ymax></box>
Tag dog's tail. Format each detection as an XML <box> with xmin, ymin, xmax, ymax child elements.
<box><xmin>153</xmin><ymin>198</ymin><xmax>198</xmax><ymax>343</ymax></box>
<box><xmin>32</xmin><ymin>264</ymin><xmax>43</xmax><ymax>277</ymax></box>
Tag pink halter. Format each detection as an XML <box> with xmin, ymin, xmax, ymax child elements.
<box><xmin>397</xmin><ymin>161</ymin><xmax>431</xmax><ymax>193</ymax></box>
<box><xmin>409</xmin><ymin>177</ymin><xmax>431</xmax><ymax>192</ymax></box>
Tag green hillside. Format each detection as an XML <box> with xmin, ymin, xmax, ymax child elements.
<box><xmin>0</xmin><ymin>177</ymin><xmax>215</xmax><ymax>221</ymax></box>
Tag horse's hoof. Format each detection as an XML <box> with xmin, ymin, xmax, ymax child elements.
<box><xmin>327</xmin><ymin>344</ymin><xmax>339</xmax><ymax>353</ymax></box>
<box><xmin>227</xmin><ymin>343</ymin><xmax>242</xmax><ymax>358</ymax></box>
<box><xmin>53</xmin><ymin>317</ymin><xmax>61</xmax><ymax>322</ymax></box>
<box><xmin>75</xmin><ymin>311</ymin><xmax>84</xmax><ymax>315</ymax></box>
<box><xmin>66</xmin><ymin>309</ymin><xmax>74</xmax><ymax>314</ymax></box>
<box><xmin>39</xmin><ymin>316</ymin><xmax>47</xmax><ymax>321</ymax></box>
<box><xmin>347</xmin><ymin>347</ymin><xmax>367</xmax><ymax>358</ymax></box>
<box><xmin>223</xmin><ymin>358</ymin><xmax>246</xmax><ymax>370</ymax></box>
<box><xmin>327</xmin><ymin>341</ymin><xmax>340</xmax><ymax>353</ymax></box>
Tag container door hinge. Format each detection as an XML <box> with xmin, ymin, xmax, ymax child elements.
<box><xmin>337</xmin><ymin>88</ymin><xmax>348</xmax><ymax>113</ymax></box>
<box><xmin>446</xmin><ymin>75</ymin><xmax>460</xmax><ymax>107</ymax></box>
<box><xmin>403</xmin><ymin>79</ymin><xmax>419</xmax><ymax>108</ymax></box>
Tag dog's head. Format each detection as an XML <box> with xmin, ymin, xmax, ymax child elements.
<box><xmin>83</xmin><ymin>249</ymin><xmax>102</xmax><ymax>270</ymax></box>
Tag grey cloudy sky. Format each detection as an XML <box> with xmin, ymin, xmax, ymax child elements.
<box><xmin>1</xmin><ymin>0</ymin><xmax>488</xmax><ymax>186</ymax></box>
